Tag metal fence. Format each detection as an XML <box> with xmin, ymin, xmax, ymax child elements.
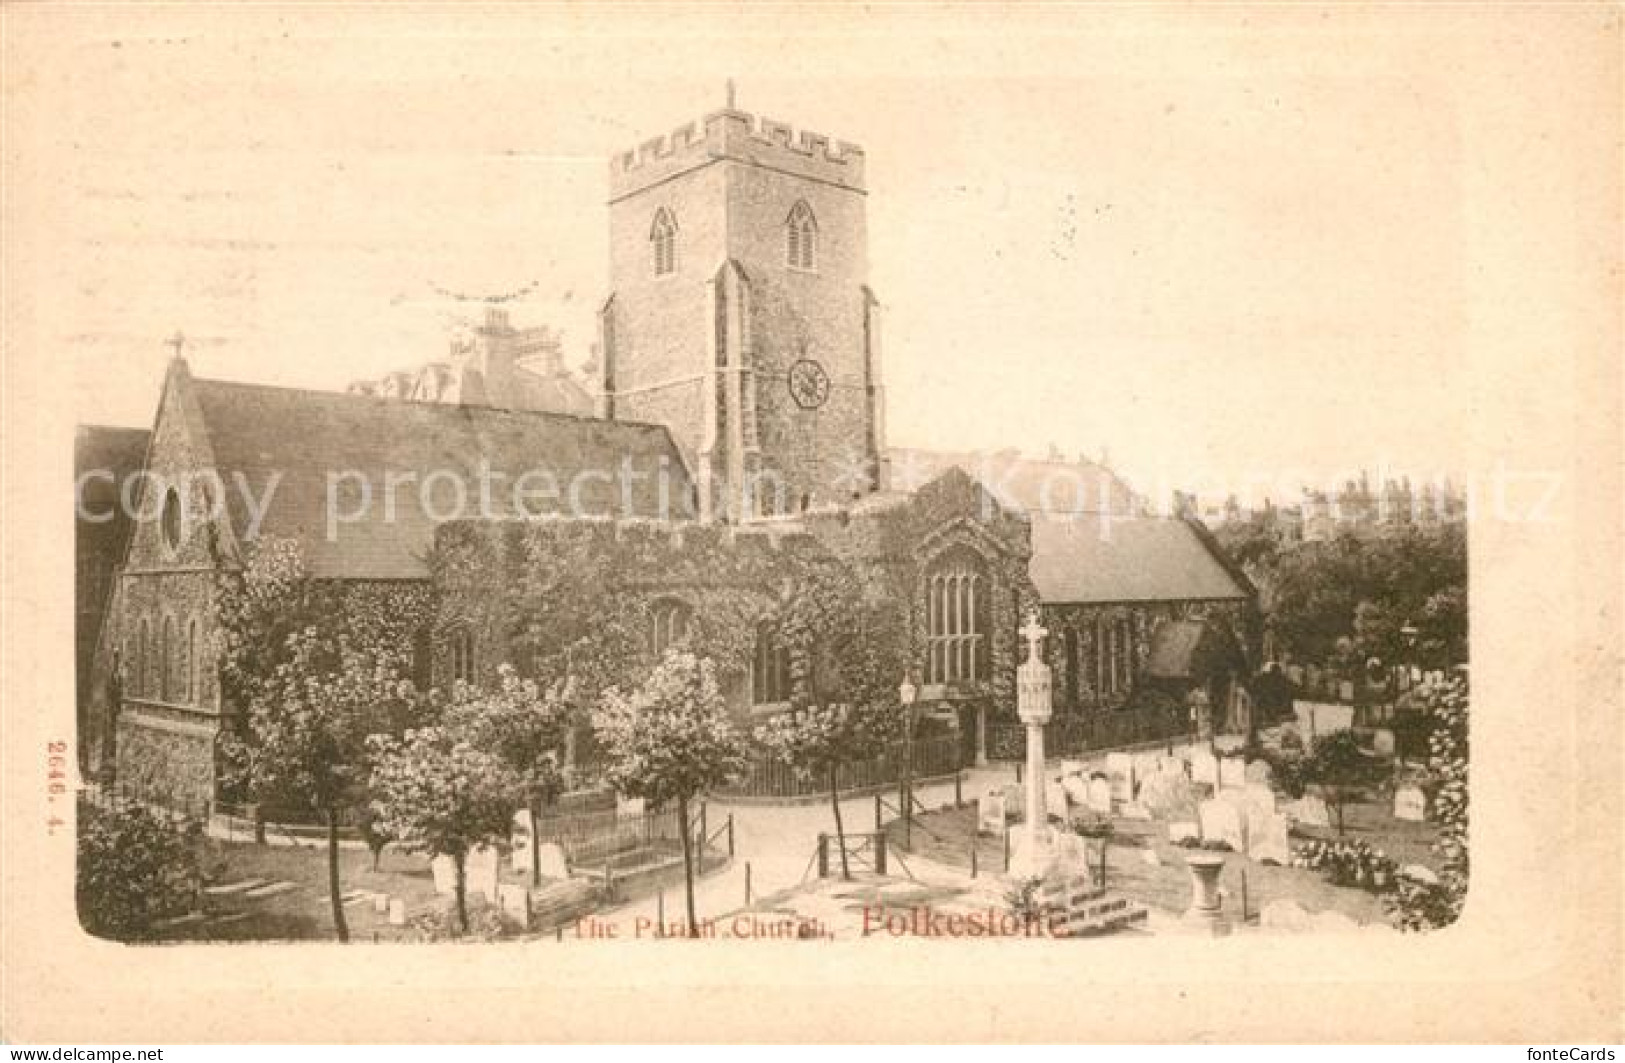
<box><xmin>532</xmin><ymin>803</ymin><xmax>687</xmax><ymax>868</ymax></box>
<box><xmin>717</xmin><ymin>735</ymin><xmax>963</xmax><ymax>800</ymax></box>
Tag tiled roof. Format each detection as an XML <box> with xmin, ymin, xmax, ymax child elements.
<box><xmin>1028</xmin><ymin>514</ymin><xmax>1249</xmax><ymax>604</ymax></box>
<box><xmin>887</xmin><ymin>446</ymin><xmax>1142</xmax><ymax>517</ymax></box>
<box><xmin>192</xmin><ymin>378</ymin><xmax>692</xmax><ymax>579</ymax></box>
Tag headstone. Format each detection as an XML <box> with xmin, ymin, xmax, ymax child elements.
<box><xmin>1168</xmin><ymin>820</ymin><xmax>1200</xmax><ymax>845</ymax></box>
<box><xmin>1059</xmin><ymin>760</ymin><xmax>1087</xmax><ymax>779</ymax></box>
<box><xmin>497</xmin><ymin>883</ymin><xmax>531</xmax><ymax>930</ymax></box>
<box><xmin>1338</xmin><ymin>680</ymin><xmax>1356</xmax><ymax>702</ymax></box>
<box><xmin>1198</xmin><ymin>798</ymin><xmax>1245</xmax><ymax>853</ymax></box>
<box><xmin>1244</xmin><ymin>759</ymin><xmax>1274</xmax><ymax>788</ymax></box>
<box><xmin>1248</xmin><ymin>811</ymin><xmax>1291</xmax><ymax>865</ymax></box>
<box><xmin>1086</xmin><ymin>775</ymin><xmax>1113</xmax><ymax>815</ymax></box>
<box><xmin>430</xmin><ymin>854</ymin><xmax>457</xmax><ymax>895</ymax></box>
<box><xmin>536</xmin><ymin>842</ymin><xmax>570</xmax><ymax>881</ymax></box>
<box><xmin>1393</xmin><ymin>784</ymin><xmax>1428</xmax><ymax>822</ymax></box>
<box><xmin>1288</xmin><ymin>794</ymin><xmax>1331</xmax><ymax>828</ymax></box>
<box><xmin>1372</xmin><ymin>729</ymin><xmax>1396</xmax><ymax>757</ymax></box>
<box><xmin>1260</xmin><ymin>899</ymin><xmax>1311</xmax><ymax>932</ymax></box>
<box><xmin>1045</xmin><ymin>777</ymin><xmax>1071</xmax><ymax>820</ymax></box>
<box><xmin>1191</xmin><ymin>749</ymin><xmax>1219</xmax><ymax>789</ymax></box>
<box><xmin>372</xmin><ymin>892</ymin><xmax>389</xmax><ymax>915</ymax></box>
<box><xmin>1241</xmin><ymin>784</ymin><xmax>1278</xmax><ymax>820</ymax></box>
<box><xmin>1001</xmin><ymin>783</ymin><xmax>1025</xmax><ymax>820</ymax></box>
<box><xmin>467</xmin><ymin>844</ymin><xmax>501</xmax><ymax>903</ymax></box>
<box><xmin>1218</xmin><ymin>756</ymin><xmax>1246</xmax><ymax>791</ymax></box>
<box><xmin>387</xmin><ymin>897</ymin><xmax>406</xmax><ymax>926</ymax></box>
<box><xmin>1061</xmin><ymin>774</ymin><xmax>1090</xmax><ymax>810</ymax></box>
<box><xmin>1120</xmin><ymin>802</ymin><xmax>1152</xmax><ymax>821</ymax></box>
<box><xmin>1140</xmin><ymin>766</ymin><xmax>1197</xmax><ymax>819</ymax></box>
<box><xmin>1105</xmin><ymin>752</ymin><xmax>1135</xmax><ymax>803</ymax></box>
<box><xmin>1142</xmin><ymin>848</ymin><xmax>1162</xmax><ymax>867</ymax></box>
<box><xmin>978</xmin><ymin>790</ymin><xmax>1008</xmax><ymax>835</ymax></box>
<box><xmin>616</xmin><ymin>793</ymin><xmax>646</xmax><ymax>816</ymax></box>
<box><xmin>511</xmin><ymin>809</ymin><xmax>533</xmax><ymax>874</ymax></box>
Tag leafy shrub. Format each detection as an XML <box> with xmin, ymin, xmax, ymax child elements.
<box><xmin>406</xmin><ymin>897</ymin><xmax>523</xmax><ymax>942</ymax></box>
<box><xmin>1385</xmin><ymin>673</ymin><xmax>1469</xmax><ymax>930</ymax></box>
<box><xmin>1291</xmin><ymin>838</ymin><xmax>1396</xmax><ymax>892</ymax></box>
<box><xmin>77</xmin><ymin>800</ymin><xmax>203</xmax><ymax>940</ymax></box>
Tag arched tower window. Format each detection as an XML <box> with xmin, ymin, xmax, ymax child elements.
<box><xmin>648</xmin><ymin>598</ymin><xmax>692</xmax><ymax>658</ymax></box>
<box><xmin>650</xmin><ymin>208</ymin><xmax>677</xmax><ymax>277</ymax></box>
<box><xmin>159</xmin><ymin>616</ymin><xmax>173</xmax><ymax>701</ymax></box>
<box><xmin>184</xmin><ymin>617</ymin><xmax>199</xmax><ymax>703</ymax></box>
<box><xmin>137</xmin><ymin>618</ymin><xmax>150</xmax><ymax>698</ymax></box>
<box><xmin>786</xmin><ymin>201</ymin><xmax>818</xmax><ymax>271</ymax></box>
<box><xmin>924</xmin><ymin>549</ymin><xmax>989</xmax><ymax>685</ymax></box>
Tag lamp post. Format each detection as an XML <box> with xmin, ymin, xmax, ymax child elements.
<box><xmin>1011</xmin><ymin>610</ymin><xmax>1053</xmax><ymax>876</ymax></box>
<box><xmin>899</xmin><ymin>672</ymin><xmax>919</xmax><ymax>850</ymax></box>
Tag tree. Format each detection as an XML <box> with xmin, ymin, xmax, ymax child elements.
<box><xmin>77</xmin><ymin>802</ymin><xmax>202</xmax><ymax>940</ymax></box>
<box><xmin>1301</xmin><ymin>729</ymin><xmax>1384</xmax><ymax>836</ymax></box>
<box><xmin>592</xmin><ymin>652</ymin><xmax>748</xmax><ymax>937</ymax></box>
<box><xmin>368</xmin><ymin>727</ymin><xmax>521</xmax><ymax>934</ymax></box>
<box><xmin>220</xmin><ymin>628</ymin><xmax>417</xmax><ymax>942</ymax></box>
<box><xmin>754</xmin><ymin>562</ymin><xmax>905</xmax><ymax>880</ymax></box>
<box><xmin>1387</xmin><ymin>672</ymin><xmax>1470</xmax><ymax>930</ymax></box>
<box><xmin>445</xmin><ymin>664</ymin><xmax>570</xmax><ymax>883</ymax></box>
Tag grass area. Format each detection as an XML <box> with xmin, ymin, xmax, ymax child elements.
<box><xmin>885</xmin><ymin>793</ymin><xmax>1439</xmax><ymax>926</ymax></box>
<box><xmin>153</xmin><ymin>839</ymin><xmax>446</xmax><ymax>943</ymax></box>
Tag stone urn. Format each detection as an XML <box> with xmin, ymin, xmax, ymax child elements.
<box><xmin>1184</xmin><ymin>851</ymin><xmax>1230</xmax><ymax>934</ymax></box>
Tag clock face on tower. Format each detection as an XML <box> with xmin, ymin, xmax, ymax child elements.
<box><xmin>787</xmin><ymin>358</ymin><xmax>831</xmax><ymax>410</ymax></box>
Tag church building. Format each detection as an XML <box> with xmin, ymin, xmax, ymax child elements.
<box><xmin>77</xmin><ymin>98</ymin><xmax>1255</xmax><ymax>809</ymax></box>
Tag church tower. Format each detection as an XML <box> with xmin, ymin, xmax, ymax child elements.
<box><xmin>598</xmin><ymin>95</ymin><xmax>888</xmax><ymax>522</ymax></box>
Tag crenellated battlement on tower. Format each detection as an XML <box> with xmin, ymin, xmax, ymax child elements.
<box><xmin>609</xmin><ymin>108</ymin><xmax>865</xmax><ymax>200</ymax></box>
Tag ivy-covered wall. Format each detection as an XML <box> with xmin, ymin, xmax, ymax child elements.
<box><xmin>431</xmin><ymin>467</ymin><xmax>1041</xmax><ymax>725</ymax></box>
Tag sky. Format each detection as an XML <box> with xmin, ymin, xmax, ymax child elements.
<box><xmin>37</xmin><ymin>5</ymin><xmax>1548</xmax><ymax>507</ymax></box>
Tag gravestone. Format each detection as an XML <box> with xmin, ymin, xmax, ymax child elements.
<box><xmin>1001</xmin><ymin>783</ymin><xmax>1025</xmax><ymax>820</ymax></box>
<box><xmin>1288</xmin><ymin>794</ymin><xmax>1331</xmax><ymax>828</ymax></box>
<box><xmin>978</xmin><ymin>791</ymin><xmax>1008</xmax><ymax>835</ymax></box>
<box><xmin>497</xmin><ymin>883</ymin><xmax>531</xmax><ymax>930</ymax></box>
<box><xmin>387</xmin><ymin>898</ymin><xmax>406</xmax><ymax>926</ymax></box>
<box><xmin>511</xmin><ymin>809</ymin><xmax>533</xmax><ymax>874</ymax></box>
<box><xmin>1372</xmin><ymin>729</ymin><xmax>1396</xmax><ymax>758</ymax></box>
<box><xmin>430</xmin><ymin>855</ymin><xmax>457</xmax><ymax>896</ymax></box>
<box><xmin>1045</xmin><ymin>777</ymin><xmax>1071</xmax><ymax>821</ymax></box>
<box><xmin>373</xmin><ymin>892</ymin><xmax>389</xmax><ymax>914</ymax></box>
<box><xmin>1059</xmin><ymin>760</ymin><xmax>1087</xmax><ymax>779</ymax></box>
<box><xmin>1191</xmin><ymin>749</ymin><xmax>1219</xmax><ymax>789</ymax></box>
<box><xmin>467</xmin><ymin>844</ymin><xmax>501</xmax><ymax>903</ymax></box>
<box><xmin>1393</xmin><ymin>784</ymin><xmax>1428</xmax><ymax>822</ymax></box>
<box><xmin>1218</xmin><ymin>756</ymin><xmax>1246</xmax><ymax>791</ymax></box>
<box><xmin>1244</xmin><ymin>759</ymin><xmax>1274</xmax><ymax>788</ymax></box>
<box><xmin>1105</xmin><ymin>752</ymin><xmax>1135</xmax><ymax>803</ymax></box>
<box><xmin>1198</xmin><ymin>798</ymin><xmax>1245</xmax><ymax>853</ymax></box>
<box><xmin>1168</xmin><ymin>820</ymin><xmax>1200</xmax><ymax>845</ymax></box>
<box><xmin>1120</xmin><ymin>802</ymin><xmax>1152</xmax><ymax>821</ymax></box>
<box><xmin>1086</xmin><ymin>775</ymin><xmax>1113</xmax><ymax>815</ymax></box>
<box><xmin>616</xmin><ymin>793</ymin><xmax>646</xmax><ymax>816</ymax></box>
<box><xmin>1248</xmin><ymin>811</ymin><xmax>1292</xmax><ymax>865</ymax></box>
<box><xmin>536</xmin><ymin>842</ymin><xmax>570</xmax><ymax>881</ymax></box>
<box><xmin>1140</xmin><ymin>766</ymin><xmax>1197</xmax><ymax>819</ymax></box>
<box><xmin>1061</xmin><ymin>774</ymin><xmax>1090</xmax><ymax>811</ymax></box>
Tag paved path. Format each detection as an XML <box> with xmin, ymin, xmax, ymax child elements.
<box><xmin>601</xmin><ymin>765</ymin><xmax>1017</xmax><ymax>930</ymax></box>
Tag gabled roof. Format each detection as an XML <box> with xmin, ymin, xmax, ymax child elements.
<box><xmin>888</xmin><ymin>446</ymin><xmax>1142</xmax><ymax>518</ymax></box>
<box><xmin>1028</xmin><ymin>514</ymin><xmax>1250</xmax><ymax>604</ymax></box>
<box><xmin>190</xmin><ymin>376</ymin><xmax>693</xmax><ymax>579</ymax></box>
